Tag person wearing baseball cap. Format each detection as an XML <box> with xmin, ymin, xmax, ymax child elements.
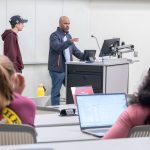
<box><xmin>9</xmin><ymin>15</ymin><xmax>28</xmax><ymax>26</ymax></box>
<box><xmin>1</xmin><ymin>15</ymin><xmax>28</xmax><ymax>73</ymax></box>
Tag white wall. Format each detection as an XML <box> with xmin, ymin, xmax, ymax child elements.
<box><xmin>0</xmin><ymin>0</ymin><xmax>150</xmax><ymax>97</ymax></box>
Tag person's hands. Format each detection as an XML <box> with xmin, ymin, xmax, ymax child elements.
<box><xmin>70</xmin><ymin>38</ymin><xmax>79</xmax><ymax>43</ymax></box>
<box><xmin>13</xmin><ymin>73</ymin><xmax>25</xmax><ymax>94</ymax></box>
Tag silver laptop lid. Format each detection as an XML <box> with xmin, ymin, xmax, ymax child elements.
<box><xmin>76</xmin><ymin>93</ymin><xmax>127</xmax><ymax>130</ymax></box>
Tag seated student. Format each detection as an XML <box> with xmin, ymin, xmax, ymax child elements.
<box><xmin>0</xmin><ymin>55</ymin><xmax>36</xmax><ymax>127</ymax></box>
<box><xmin>102</xmin><ymin>68</ymin><xmax>150</xmax><ymax>139</ymax></box>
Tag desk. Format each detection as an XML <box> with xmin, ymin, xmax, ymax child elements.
<box><xmin>35</xmin><ymin>113</ymin><xmax>79</xmax><ymax>127</ymax></box>
<box><xmin>66</xmin><ymin>59</ymin><xmax>129</xmax><ymax>103</ymax></box>
<box><xmin>37</xmin><ymin>104</ymin><xmax>76</xmax><ymax>112</ymax></box>
<box><xmin>0</xmin><ymin>137</ymin><xmax>150</xmax><ymax>150</ymax></box>
<box><xmin>36</xmin><ymin>125</ymin><xmax>98</xmax><ymax>143</ymax></box>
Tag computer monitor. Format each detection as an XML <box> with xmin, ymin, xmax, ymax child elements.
<box><xmin>99</xmin><ymin>38</ymin><xmax>120</xmax><ymax>57</ymax></box>
<box><xmin>84</xmin><ymin>50</ymin><xmax>96</xmax><ymax>62</ymax></box>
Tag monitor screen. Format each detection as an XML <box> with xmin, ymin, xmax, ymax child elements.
<box><xmin>99</xmin><ymin>38</ymin><xmax>120</xmax><ymax>57</ymax></box>
<box><xmin>84</xmin><ymin>50</ymin><xmax>96</xmax><ymax>62</ymax></box>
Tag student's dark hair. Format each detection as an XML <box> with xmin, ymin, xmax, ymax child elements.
<box><xmin>0</xmin><ymin>55</ymin><xmax>15</xmax><ymax>101</ymax></box>
<box><xmin>11</xmin><ymin>24</ymin><xmax>15</xmax><ymax>29</ymax></box>
<box><xmin>129</xmin><ymin>68</ymin><xmax>150</xmax><ymax>106</ymax></box>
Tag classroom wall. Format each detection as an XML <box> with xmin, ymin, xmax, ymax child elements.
<box><xmin>0</xmin><ymin>0</ymin><xmax>150</xmax><ymax>97</ymax></box>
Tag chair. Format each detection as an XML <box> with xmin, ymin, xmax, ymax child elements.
<box><xmin>0</xmin><ymin>124</ymin><xmax>37</xmax><ymax>145</ymax></box>
<box><xmin>128</xmin><ymin>125</ymin><xmax>150</xmax><ymax>137</ymax></box>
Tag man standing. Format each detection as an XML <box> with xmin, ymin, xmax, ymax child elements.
<box><xmin>48</xmin><ymin>16</ymin><xmax>84</xmax><ymax>105</ymax></box>
<box><xmin>1</xmin><ymin>15</ymin><xmax>28</xmax><ymax>73</ymax></box>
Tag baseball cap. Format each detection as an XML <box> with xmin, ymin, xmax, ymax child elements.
<box><xmin>9</xmin><ymin>15</ymin><xmax>28</xmax><ymax>25</ymax></box>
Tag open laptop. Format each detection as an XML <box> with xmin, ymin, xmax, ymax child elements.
<box><xmin>84</xmin><ymin>50</ymin><xmax>96</xmax><ymax>62</ymax></box>
<box><xmin>71</xmin><ymin>86</ymin><xmax>94</xmax><ymax>104</ymax></box>
<box><xmin>76</xmin><ymin>93</ymin><xmax>127</xmax><ymax>137</ymax></box>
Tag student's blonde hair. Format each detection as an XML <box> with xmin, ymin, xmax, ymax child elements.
<box><xmin>0</xmin><ymin>55</ymin><xmax>15</xmax><ymax>101</ymax></box>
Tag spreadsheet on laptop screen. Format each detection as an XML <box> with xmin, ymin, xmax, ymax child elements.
<box><xmin>77</xmin><ymin>94</ymin><xmax>127</xmax><ymax>128</ymax></box>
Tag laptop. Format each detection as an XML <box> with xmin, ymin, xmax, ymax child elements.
<box><xmin>76</xmin><ymin>93</ymin><xmax>127</xmax><ymax>137</ymax></box>
<box><xmin>71</xmin><ymin>86</ymin><xmax>94</xmax><ymax>104</ymax></box>
<box><xmin>84</xmin><ymin>50</ymin><xmax>96</xmax><ymax>62</ymax></box>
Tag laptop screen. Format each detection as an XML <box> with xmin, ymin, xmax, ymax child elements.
<box><xmin>76</xmin><ymin>93</ymin><xmax>127</xmax><ymax>129</ymax></box>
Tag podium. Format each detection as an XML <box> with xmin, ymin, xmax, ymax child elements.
<box><xmin>65</xmin><ymin>58</ymin><xmax>130</xmax><ymax>104</ymax></box>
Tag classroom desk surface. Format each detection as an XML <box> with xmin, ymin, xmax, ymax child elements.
<box><xmin>37</xmin><ymin>104</ymin><xmax>76</xmax><ymax>112</ymax></box>
<box><xmin>36</xmin><ymin>125</ymin><xmax>98</xmax><ymax>143</ymax></box>
<box><xmin>0</xmin><ymin>137</ymin><xmax>150</xmax><ymax>150</ymax></box>
<box><xmin>35</xmin><ymin>113</ymin><xmax>79</xmax><ymax>127</ymax></box>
